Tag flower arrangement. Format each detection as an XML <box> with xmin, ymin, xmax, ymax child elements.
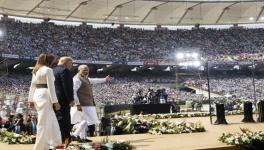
<box><xmin>0</xmin><ymin>128</ymin><xmax>35</xmax><ymax>144</ymax></box>
<box><xmin>149</xmin><ymin>120</ymin><xmax>205</xmax><ymax>135</ymax></box>
<box><xmin>67</xmin><ymin>137</ymin><xmax>134</xmax><ymax>150</ymax></box>
<box><xmin>113</xmin><ymin>115</ymin><xmax>205</xmax><ymax>135</ymax></box>
<box><xmin>219</xmin><ymin>128</ymin><xmax>264</xmax><ymax>150</ymax></box>
<box><xmin>136</xmin><ymin>111</ymin><xmax>243</xmax><ymax>119</ymax></box>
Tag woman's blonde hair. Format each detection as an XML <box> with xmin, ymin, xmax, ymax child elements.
<box><xmin>32</xmin><ymin>53</ymin><xmax>56</xmax><ymax>74</ymax></box>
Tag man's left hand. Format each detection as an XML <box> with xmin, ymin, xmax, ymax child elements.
<box><xmin>77</xmin><ymin>105</ymin><xmax>82</xmax><ymax>111</ymax></box>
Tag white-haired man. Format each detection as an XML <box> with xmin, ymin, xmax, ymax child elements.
<box><xmin>53</xmin><ymin>56</ymin><xmax>75</xmax><ymax>146</ymax></box>
<box><xmin>71</xmin><ymin>65</ymin><xmax>112</xmax><ymax>139</ymax></box>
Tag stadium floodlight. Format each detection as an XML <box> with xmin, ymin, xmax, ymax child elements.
<box><xmin>187</xmin><ymin>61</ymin><xmax>193</xmax><ymax>66</ymax></box>
<box><xmin>249</xmin><ymin>17</ymin><xmax>254</xmax><ymax>21</ymax></box>
<box><xmin>199</xmin><ymin>66</ymin><xmax>205</xmax><ymax>71</ymax></box>
<box><xmin>193</xmin><ymin>61</ymin><xmax>201</xmax><ymax>67</ymax></box>
<box><xmin>191</xmin><ymin>52</ymin><xmax>199</xmax><ymax>59</ymax></box>
<box><xmin>176</xmin><ymin>53</ymin><xmax>184</xmax><ymax>59</ymax></box>
<box><xmin>261</xmin><ymin>17</ymin><xmax>264</xmax><ymax>20</ymax></box>
<box><xmin>180</xmin><ymin>62</ymin><xmax>187</xmax><ymax>66</ymax></box>
<box><xmin>186</xmin><ymin>53</ymin><xmax>191</xmax><ymax>58</ymax></box>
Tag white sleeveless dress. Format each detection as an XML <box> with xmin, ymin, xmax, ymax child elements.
<box><xmin>28</xmin><ymin>66</ymin><xmax>62</xmax><ymax>150</ymax></box>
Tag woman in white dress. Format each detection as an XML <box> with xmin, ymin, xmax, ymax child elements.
<box><xmin>28</xmin><ymin>54</ymin><xmax>62</xmax><ymax>150</ymax></box>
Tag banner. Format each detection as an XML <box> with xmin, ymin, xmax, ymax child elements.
<box><xmin>1</xmin><ymin>53</ymin><xmax>19</xmax><ymax>59</ymax></box>
<box><xmin>113</xmin><ymin>59</ymin><xmax>127</xmax><ymax>65</ymax></box>
<box><xmin>73</xmin><ymin>60</ymin><xmax>113</xmax><ymax>65</ymax></box>
<box><xmin>158</xmin><ymin>59</ymin><xmax>175</xmax><ymax>66</ymax></box>
<box><xmin>142</xmin><ymin>59</ymin><xmax>159</xmax><ymax>66</ymax></box>
<box><xmin>127</xmin><ymin>61</ymin><xmax>143</xmax><ymax>65</ymax></box>
<box><xmin>19</xmin><ymin>56</ymin><xmax>35</xmax><ymax>60</ymax></box>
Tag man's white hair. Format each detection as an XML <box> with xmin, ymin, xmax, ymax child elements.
<box><xmin>78</xmin><ymin>64</ymin><xmax>88</xmax><ymax>71</ymax></box>
<box><xmin>58</xmin><ymin>56</ymin><xmax>73</xmax><ymax>65</ymax></box>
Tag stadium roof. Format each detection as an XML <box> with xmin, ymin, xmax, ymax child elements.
<box><xmin>1</xmin><ymin>0</ymin><xmax>264</xmax><ymax>25</ymax></box>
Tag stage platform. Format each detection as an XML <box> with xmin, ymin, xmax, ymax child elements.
<box><xmin>0</xmin><ymin>115</ymin><xmax>263</xmax><ymax>150</ymax></box>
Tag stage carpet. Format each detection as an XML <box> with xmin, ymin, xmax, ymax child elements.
<box><xmin>1</xmin><ymin>115</ymin><xmax>263</xmax><ymax>150</ymax></box>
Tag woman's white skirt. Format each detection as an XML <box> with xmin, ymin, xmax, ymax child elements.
<box><xmin>33</xmin><ymin>89</ymin><xmax>62</xmax><ymax>150</ymax></box>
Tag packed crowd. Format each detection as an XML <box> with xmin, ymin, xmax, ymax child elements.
<box><xmin>2</xmin><ymin>73</ymin><xmax>264</xmax><ymax>107</ymax></box>
<box><xmin>1</xmin><ymin>19</ymin><xmax>264</xmax><ymax>61</ymax></box>
<box><xmin>0</xmin><ymin>74</ymin><xmax>203</xmax><ymax>106</ymax></box>
<box><xmin>185</xmin><ymin>77</ymin><xmax>264</xmax><ymax>101</ymax></box>
<box><xmin>0</xmin><ymin>74</ymin><xmax>30</xmax><ymax>95</ymax></box>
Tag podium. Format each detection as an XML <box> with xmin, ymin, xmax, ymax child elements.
<box><xmin>242</xmin><ymin>101</ymin><xmax>255</xmax><ymax>122</ymax></box>
<box><xmin>214</xmin><ymin>103</ymin><xmax>228</xmax><ymax>124</ymax></box>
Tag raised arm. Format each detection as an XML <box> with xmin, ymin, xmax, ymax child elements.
<box><xmin>89</xmin><ymin>75</ymin><xmax>113</xmax><ymax>84</ymax></box>
<box><xmin>89</xmin><ymin>78</ymin><xmax>107</xmax><ymax>85</ymax></box>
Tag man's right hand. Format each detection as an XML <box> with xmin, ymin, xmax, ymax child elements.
<box><xmin>77</xmin><ymin>105</ymin><xmax>82</xmax><ymax>111</ymax></box>
<box><xmin>54</xmin><ymin>103</ymin><xmax>61</xmax><ymax>111</ymax></box>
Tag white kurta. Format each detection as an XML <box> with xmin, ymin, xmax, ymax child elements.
<box><xmin>71</xmin><ymin>75</ymin><xmax>106</xmax><ymax>134</ymax></box>
<box><xmin>28</xmin><ymin>66</ymin><xmax>62</xmax><ymax>150</ymax></box>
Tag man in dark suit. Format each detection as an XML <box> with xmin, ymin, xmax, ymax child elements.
<box><xmin>4</xmin><ymin>115</ymin><xmax>15</xmax><ymax>132</ymax></box>
<box><xmin>14</xmin><ymin>113</ymin><xmax>25</xmax><ymax>134</ymax></box>
<box><xmin>105</xmin><ymin>119</ymin><xmax>122</xmax><ymax>135</ymax></box>
<box><xmin>53</xmin><ymin>56</ymin><xmax>75</xmax><ymax>146</ymax></box>
<box><xmin>25</xmin><ymin>115</ymin><xmax>37</xmax><ymax>135</ymax></box>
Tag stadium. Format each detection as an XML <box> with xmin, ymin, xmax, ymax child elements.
<box><xmin>1</xmin><ymin>0</ymin><xmax>264</xmax><ymax>150</ymax></box>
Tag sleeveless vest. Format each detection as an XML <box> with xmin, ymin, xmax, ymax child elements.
<box><xmin>77</xmin><ymin>75</ymin><xmax>95</xmax><ymax>106</ymax></box>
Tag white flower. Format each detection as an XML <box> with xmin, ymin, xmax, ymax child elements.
<box><xmin>117</xmin><ymin>139</ymin><xmax>125</xmax><ymax>143</ymax></box>
<box><xmin>82</xmin><ymin>143</ymin><xmax>92</xmax><ymax>149</ymax></box>
<box><xmin>104</xmin><ymin>142</ymin><xmax>113</xmax><ymax>148</ymax></box>
<box><xmin>234</xmin><ymin>139</ymin><xmax>239</xmax><ymax>145</ymax></box>
<box><xmin>13</xmin><ymin>133</ymin><xmax>21</xmax><ymax>138</ymax></box>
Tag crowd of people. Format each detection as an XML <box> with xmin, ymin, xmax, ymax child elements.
<box><xmin>2</xmin><ymin>73</ymin><xmax>264</xmax><ymax>106</ymax></box>
<box><xmin>3</xmin><ymin>73</ymin><xmax>264</xmax><ymax>108</ymax></box>
<box><xmin>185</xmin><ymin>76</ymin><xmax>264</xmax><ymax>101</ymax></box>
<box><xmin>2</xmin><ymin>18</ymin><xmax>264</xmax><ymax>61</ymax></box>
<box><xmin>0</xmin><ymin>74</ymin><xmax>203</xmax><ymax>106</ymax></box>
<box><xmin>0</xmin><ymin>74</ymin><xmax>30</xmax><ymax>95</ymax></box>
<box><xmin>0</xmin><ymin>113</ymin><xmax>37</xmax><ymax>135</ymax></box>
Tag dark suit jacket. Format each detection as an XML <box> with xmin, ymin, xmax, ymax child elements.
<box><xmin>4</xmin><ymin>121</ymin><xmax>15</xmax><ymax>132</ymax></box>
<box><xmin>53</xmin><ymin>65</ymin><xmax>74</xmax><ymax>106</ymax></box>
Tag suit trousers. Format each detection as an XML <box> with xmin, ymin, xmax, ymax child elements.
<box><xmin>57</xmin><ymin>105</ymin><xmax>72</xmax><ymax>141</ymax></box>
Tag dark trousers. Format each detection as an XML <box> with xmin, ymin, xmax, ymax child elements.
<box><xmin>88</xmin><ymin>124</ymin><xmax>95</xmax><ymax>137</ymax></box>
<box><xmin>57</xmin><ymin>105</ymin><xmax>71</xmax><ymax>141</ymax></box>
